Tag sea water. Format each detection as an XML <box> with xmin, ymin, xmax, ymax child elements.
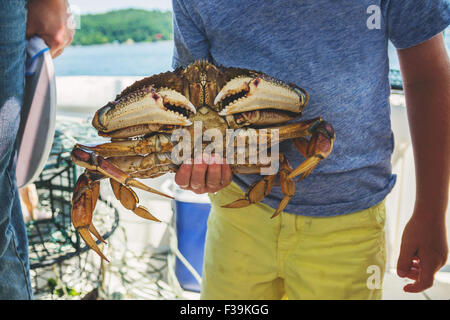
<box><xmin>53</xmin><ymin>41</ymin><xmax>175</xmax><ymax>76</ymax></box>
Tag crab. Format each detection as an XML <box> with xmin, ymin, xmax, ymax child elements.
<box><xmin>71</xmin><ymin>60</ymin><xmax>335</xmax><ymax>261</ymax></box>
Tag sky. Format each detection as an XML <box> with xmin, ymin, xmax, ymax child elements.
<box><xmin>69</xmin><ymin>0</ymin><xmax>172</xmax><ymax>14</ymax></box>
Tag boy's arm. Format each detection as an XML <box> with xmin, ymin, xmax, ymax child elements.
<box><xmin>396</xmin><ymin>32</ymin><xmax>450</xmax><ymax>292</ymax></box>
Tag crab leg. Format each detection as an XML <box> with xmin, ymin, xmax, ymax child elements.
<box><xmin>71</xmin><ymin>146</ymin><xmax>173</xmax><ymax>200</ymax></box>
<box><xmin>221</xmin><ymin>160</ymin><xmax>279</xmax><ymax>209</ymax></box>
<box><xmin>106</xmin><ymin>153</ymin><xmax>173</xmax><ymax>173</ymax></box>
<box><xmin>129</xmin><ymin>164</ymin><xmax>178</xmax><ymax>179</ymax></box>
<box><xmin>222</xmin><ymin>173</ymin><xmax>277</xmax><ymax>209</ymax></box>
<box><xmin>78</xmin><ymin>133</ymin><xmax>173</xmax><ymax>157</ymax></box>
<box><xmin>221</xmin><ymin>119</ymin><xmax>334</xmax><ymax>215</ymax></box>
<box><xmin>271</xmin><ymin>154</ymin><xmax>295</xmax><ymax>218</ymax></box>
<box><xmin>109</xmin><ymin>179</ymin><xmax>161</xmax><ymax>222</ymax></box>
<box><xmin>287</xmin><ymin>120</ymin><xmax>335</xmax><ymax>181</ymax></box>
<box><xmin>83</xmin><ymin>172</ymin><xmax>106</xmax><ymax>243</ymax></box>
<box><xmin>223</xmin><ymin>119</ymin><xmax>324</xmax><ymax>160</ymax></box>
<box><xmin>71</xmin><ymin>171</ymin><xmax>109</xmax><ymax>261</ymax></box>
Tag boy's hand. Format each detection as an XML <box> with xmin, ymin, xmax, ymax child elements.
<box><xmin>175</xmin><ymin>154</ymin><xmax>232</xmax><ymax>194</ymax></box>
<box><xmin>26</xmin><ymin>0</ymin><xmax>74</xmax><ymax>58</ymax></box>
<box><xmin>397</xmin><ymin>208</ymin><xmax>448</xmax><ymax>293</ymax></box>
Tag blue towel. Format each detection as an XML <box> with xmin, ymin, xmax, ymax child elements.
<box><xmin>25</xmin><ymin>36</ymin><xmax>49</xmax><ymax>76</ymax></box>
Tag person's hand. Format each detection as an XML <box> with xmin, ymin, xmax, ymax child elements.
<box><xmin>175</xmin><ymin>154</ymin><xmax>232</xmax><ymax>194</ymax></box>
<box><xmin>26</xmin><ymin>0</ymin><xmax>74</xmax><ymax>58</ymax></box>
<box><xmin>396</xmin><ymin>208</ymin><xmax>448</xmax><ymax>293</ymax></box>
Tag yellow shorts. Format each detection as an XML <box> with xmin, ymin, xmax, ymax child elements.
<box><xmin>200</xmin><ymin>182</ymin><xmax>386</xmax><ymax>300</ymax></box>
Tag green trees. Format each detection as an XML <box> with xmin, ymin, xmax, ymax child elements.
<box><xmin>72</xmin><ymin>9</ymin><xmax>173</xmax><ymax>46</ymax></box>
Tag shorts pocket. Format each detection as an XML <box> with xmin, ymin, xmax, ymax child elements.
<box><xmin>368</xmin><ymin>201</ymin><xmax>386</xmax><ymax>228</ymax></box>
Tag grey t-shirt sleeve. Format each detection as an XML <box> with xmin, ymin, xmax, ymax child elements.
<box><xmin>385</xmin><ymin>0</ymin><xmax>450</xmax><ymax>49</ymax></box>
<box><xmin>172</xmin><ymin>0</ymin><xmax>210</xmax><ymax>69</ymax></box>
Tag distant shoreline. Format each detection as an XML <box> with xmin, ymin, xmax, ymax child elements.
<box><xmin>71</xmin><ymin>9</ymin><xmax>172</xmax><ymax>46</ymax></box>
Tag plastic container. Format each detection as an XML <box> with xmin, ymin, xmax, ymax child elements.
<box><xmin>173</xmin><ymin>186</ymin><xmax>211</xmax><ymax>292</ymax></box>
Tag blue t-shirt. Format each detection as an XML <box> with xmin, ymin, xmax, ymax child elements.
<box><xmin>172</xmin><ymin>0</ymin><xmax>450</xmax><ymax>216</ymax></box>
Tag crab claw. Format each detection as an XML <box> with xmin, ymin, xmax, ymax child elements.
<box><xmin>216</xmin><ymin>76</ymin><xmax>308</xmax><ymax>116</ymax></box>
<box><xmin>72</xmin><ymin>172</ymin><xmax>109</xmax><ymax>261</ymax></box>
<box><xmin>92</xmin><ymin>86</ymin><xmax>195</xmax><ymax>133</ymax></box>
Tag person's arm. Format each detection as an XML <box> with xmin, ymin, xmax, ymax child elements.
<box><xmin>396</xmin><ymin>33</ymin><xmax>450</xmax><ymax>293</ymax></box>
<box><xmin>26</xmin><ymin>0</ymin><xmax>74</xmax><ymax>58</ymax></box>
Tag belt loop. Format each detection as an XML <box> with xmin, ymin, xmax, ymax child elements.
<box><xmin>285</xmin><ymin>212</ymin><xmax>297</xmax><ymax>234</ymax></box>
<box><xmin>295</xmin><ymin>213</ymin><xmax>303</xmax><ymax>232</ymax></box>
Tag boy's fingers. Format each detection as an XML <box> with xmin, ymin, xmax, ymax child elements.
<box><xmin>41</xmin><ymin>31</ymin><xmax>68</xmax><ymax>58</ymax></box>
<box><xmin>51</xmin><ymin>47</ymin><xmax>64</xmax><ymax>59</ymax></box>
<box><xmin>403</xmin><ymin>262</ymin><xmax>435</xmax><ymax>292</ymax></box>
<box><xmin>405</xmin><ymin>267</ymin><xmax>420</xmax><ymax>280</ymax></box>
<box><xmin>51</xmin><ymin>28</ymin><xmax>74</xmax><ymax>58</ymax></box>
<box><xmin>397</xmin><ymin>243</ymin><xmax>416</xmax><ymax>278</ymax></box>
<box><xmin>190</xmin><ymin>155</ymin><xmax>208</xmax><ymax>190</ymax></box>
<box><xmin>402</xmin><ymin>251</ymin><xmax>444</xmax><ymax>292</ymax></box>
<box><xmin>175</xmin><ymin>161</ymin><xmax>193</xmax><ymax>188</ymax></box>
<box><xmin>206</xmin><ymin>163</ymin><xmax>222</xmax><ymax>189</ymax></box>
<box><xmin>206</xmin><ymin>155</ymin><xmax>223</xmax><ymax>190</ymax></box>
